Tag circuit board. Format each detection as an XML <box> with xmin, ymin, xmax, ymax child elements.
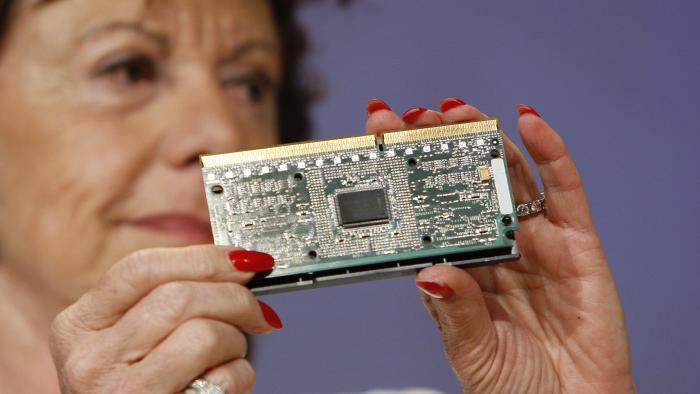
<box><xmin>201</xmin><ymin>119</ymin><xmax>519</xmax><ymax>294</ymax></box>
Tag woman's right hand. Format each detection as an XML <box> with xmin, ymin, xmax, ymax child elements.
<box><xmin>49</xmin><ymin>245</ymin><xmax>280</xmax><ymax>394</ymax></box>
<box><xmin>366</xmin><ymin>99</ymin><xmax>635</xmax><ymax>393</ymax></box>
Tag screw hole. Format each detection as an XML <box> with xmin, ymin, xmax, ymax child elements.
<box><xmin>211</xmin><ymin>185</ymin><xmax>224</xmax><ymax>194</ymax></box>
<box><xmin>422</xmin><ymin>235</ymin><xmax>432</xmax><ymax>244</ymax></box>
<box><xmin>490</xmin><ymin>149</ymin><xmax>501</xmax><ymax>158</ymax></box>
<box><xmin>407</xmin><ymin>158</ymin><xmax>418</xmax><ymax>167</ymax></box>
<box><xmin>294</xmin><ymin>172</ymin><xmax>303</xmax><ymax>181</ymax></box>
<box><xmin>501</xmin><ymin>215</ymin><xmax>513</xmax><ymax>226</ymax></box>
<box><xmin>308</xmin><ymin>250</ymin><xmax>318</xmax><ymax>259</ymax></box>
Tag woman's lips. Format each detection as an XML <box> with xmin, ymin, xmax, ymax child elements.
<box><xmin>126</xmin><ymin>213</ymin><xmax>213</xmax><ymax>243</ymax></box>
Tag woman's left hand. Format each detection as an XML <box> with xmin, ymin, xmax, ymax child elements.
<box><xmin>49</xmin><ymin>246</ymin><xmax>277</xmax><ymax>394</ymax></box>
<box><xmin>364</xmin><ymin>98</ymin><xmax>635</xmax><ymax>393</ymax></box>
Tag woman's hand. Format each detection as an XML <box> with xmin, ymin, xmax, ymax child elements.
<box><xmin>365</xmin><ymin>99</ymin><xmax>635</xmax><ymax>393</ymax></box>
<box><xmin>49</xmin><ymin>246</ymin><xmax>281</xmax><ymax>393</ymax></box>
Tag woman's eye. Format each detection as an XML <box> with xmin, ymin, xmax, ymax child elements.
<box><xmin>246</xmin><ymin>79</ymin><xmax>264</xmax><ymax>102</ymax></box>
<box><xmin>223</xmin><ymin>72</ymin><xmax>275</xmax><ymax>104</ymax></box>
<box><xmin>100</xmin><ymin>55</ymin><xmax>157</xmax><ymax>86</ymax></box>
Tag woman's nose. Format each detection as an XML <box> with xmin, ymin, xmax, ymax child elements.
<box><xmin>159</xmin><ymin>75</ymin><xmax>244</xmax><ymax>168</ymax></box>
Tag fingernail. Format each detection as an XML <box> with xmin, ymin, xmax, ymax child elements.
<box><xmin>516</xmin><ymin>104</ymin><xmax>541</xmax><ymax>118</ymax></box>
<box><xmin>402</xmin><ymin>107</ymin><xmax>428</xmax><ymax>123</ymax></box>
<box><xmin>228</xmin><ymin>250</ymin><xmax>275</xmax><ymax>272</ymax></box>
<box><xmin>416</xmin><ymin>280</ymin><xmax>455</xmax><ymax>299</ymax></box>
<box><xmin>258</xmin><ymin>300</ymin><xmax>283</xmax><ymax>329</ymax></box>
<box><xmin>439</xmin><ymin>97</ymin><xmax>466</xmax><ymax>113</ymax></box>
<box><xmin>366</xmin><ymin>98</ymin><xmax>392</xmax><ymax>116</ymax></box>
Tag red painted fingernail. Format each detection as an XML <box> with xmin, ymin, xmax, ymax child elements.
<box><xmin>258</xmin><ymin>300</ymin><xmax>283</xmax><ymax>329</ymax></box>
<box><xmin>228</xmin><ymin>250</ymin><xmax>275</xmax><ymax>272</ymax></box>
<box><xmin>402</xmin><ymin>107</ymin><xmax>428</xmax><ymax>123</ymax></box>
<box><xmin>416</xmin><ymin>280</ymin><xmax>455</xmax><ymax>299</ymax></box>
<box><xmin>516</xmin><ymin>104</ymin><xmax>541</xmax><ymax>118</ymax></box>
<box><xmin>439</xmin><ymin>97</ymin><xmax>466</xmax><ymax>113</ymax></box>
<box><xmin>366</xmin><ymin>98</ymin><xmax>392</xmax><ymax>116</ymax></box>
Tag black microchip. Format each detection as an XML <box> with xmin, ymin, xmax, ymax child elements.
<box><xmin>337</xmin><ymin>188</ymin><xmax>390</xmax><ymax>227</ymax></box>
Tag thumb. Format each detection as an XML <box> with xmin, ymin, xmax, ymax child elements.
<box><xmin>416</xmin><ymin>265</ymin><xmax>496</xmax><ymax>373</ymax></box>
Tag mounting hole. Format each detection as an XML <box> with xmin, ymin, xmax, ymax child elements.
<box><xmin>422</xmin><ymin>235</ymin><xmax>433</xmax><ymax>244</ymax></box>
<box><xmin>501</xmin><ymin>215</ymin><xmax>513</xmax><ymax>226</ymax></box>
<box><xmin>490</xmin><ymin>149</ymin><xmax>501</xmax><ymax>158</ymax></box>
<box><xmin>210</xmin><ymin>185</ymin><xmax>224</xmax><ymax>194</ymax></box>
<box><xmin>307</xmin><ymin>250</ymin><xmax>318</xmax><ymax>259</ymax></box>
<box><xmin>491</xmin><ymin>137</ymin><xmax>500</xmax><ymax>145</ymax></box>
<box><xmin>293</xmin><ymin>172</ymin><xmax>304</xmax><ymax>181</ymax></box>
<box><xmin>407</xmin><ymin>158</ymin><xmax>418</xmax><ymax>167</ymax></box>
<box><xmin>506</xmin><ymin>230</ymin><xmax>516</xmax><ymax>240</ymax></box>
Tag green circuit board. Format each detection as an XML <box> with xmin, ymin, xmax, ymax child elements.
<box><xmin>201</xmin><ymin>119</ymin><xmax>519</xmax><ymax>294</ymax></box>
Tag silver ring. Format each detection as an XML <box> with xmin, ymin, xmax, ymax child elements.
<box><xmin>516</xmin><ymin>192</ymin><xmax>546</xmax><ymax>217</ymax></box>
<box><xmin>185</xmin><ymin>379</ymin><xmax>225</xmax><ymax>394</ymax></box>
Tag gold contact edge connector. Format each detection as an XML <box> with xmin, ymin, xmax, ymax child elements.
<box><xmin>383</xmin><ymin>118</ymin><xmax>499</xmax><ymax>145</ymax></box>
<box><xmin>200</xmin><ymin>118</ymin><xmax>499</xmax><ymax>168</ymax></box>
<box><xmin>201</xmin><ymin>134</ymin><xmax>376</xmax><ymax>167</ymax></box>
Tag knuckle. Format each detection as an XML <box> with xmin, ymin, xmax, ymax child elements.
<box><xmin>151</xmin><ymin>282</ymin><xmax>194</xmax><ymax>320</ymax></box>
<box><xmin>185</xmin><ymin>319</ymin><xmax>221</xmax><ymax>354</ymax></box>
<box><xmin>49</xmin><ymin>310</ymin><xmax>71</xmax><ymax>338</ymax></box>
<box><xmin>126</xmin><ymin>247</ymin><xmax>161</xmax><ymax>265</ymax></box>
<box><xmin>49</xmin><ymin>306</ymin><xmax>89</xmax><ymax>353</ymax></box>
<box><xmin>99</xmin><ymin>249</ymin><xmax>157</xmax><ymax>291</ymax></box>
<box><xmin>62</xmin><ymin>352</ymin><xmax>104</xmax><ymax>392</ymax></box>
<box><xmin>48</xmin><ymin>312</ymin><xmax>71</xmax><ymax>352</ymax></box>
<box><xmin>230</xmin><ymin>327</ymin><xmax>248</xmax><ymax>357</ymax></box>
<box><xmin>232</xmin><ymin>284</ymin><xmax>257</xmax><ymax>310</ymax></box>
<box><xmin>238</xmin><ymin>359</ymin><xmax>257</xmax><ymax>390</ymax></box>
<box><xmin>120</xmin><ymin>249</ymin><xmax>162</xmax><ymax>284</ymax></box>
<box><xmin>229</xmin><ymin>286</ymin><xmax>267</xmax><ymax>335</ymax></box>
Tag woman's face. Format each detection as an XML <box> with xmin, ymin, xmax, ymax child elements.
<box><xmin>0</xmin><ymin>0</ymin><xmax>281</xmax><ymax>302</ymax></box>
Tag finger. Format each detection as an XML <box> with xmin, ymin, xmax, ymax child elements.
<box><xmin>415</xmin><ymin>265</ymin><xmax>496</xmax><ymax>371</ymax></box>
<box><xmin>202</xmin><ymin>358</ymin><xmax>256</xmax><ymax>394</ymax></box>
<box><xmin>439</xmin><ymin>98</ymin><xmax>539</xmax><ymax>205</ymax></box>
<box><xmin>516</xmin><ymin>104</ymin><xmax>595</xmax><ymax>229</ymax></box>
<box><xmin>418</xmin><ymin>291</ymin><xmax>442</xmax><ymax>331</ymax></box>
<box><xmin>438</xmin><ymin>98</ymin><xmax>489</xmax><ymax>123</ymax></box>
<box><xmin>132</xmin><ymin>318</ymin><xmax>248</xmax><ymax>394</ymax></box>
<box><xmin>106</xmin><ymin>282</ymin><xmax>280</xmax><ymax>362</ymax></box>
<box><xmin>65</xmin><ymin>246</ymin><xmax>275</xmax><ymax>331</ymax></box>
<box><xmin>502</xmin><ymin>133</ymin><xmax>541</xmax><ymax>205</ymax></box>
<box><xmin>365</xmin><ymin>98</ymin><xmax>403</xmax><ymax>134</ymax></box>
<box><xmin>401</xmin><ymin>107</ymin><xmax>444</xmax><ymax>127</ymax></box>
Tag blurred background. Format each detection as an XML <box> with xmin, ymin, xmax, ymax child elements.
<box><xmin>254</xmin><ymin>1</ymin><xmax>700</xmax><ymax>393</ymax></box>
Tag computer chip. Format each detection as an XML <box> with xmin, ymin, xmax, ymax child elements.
<box><xmin>336</xmin><ymin>188</ymin><xmax>390</xmax><ymax>227</ymax></box>
<box><xmin>201</xmin><ymin>118</ymin><xmax>520</xmax><ymax>295</ymax></box>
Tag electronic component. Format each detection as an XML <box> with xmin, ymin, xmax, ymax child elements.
<box><xmin>336</xmin><ymin>188</ymin><xmax>390</xmax><ymax>227</ymax></box>
<box><xmin>201</xmin><ymin>118</ymin><xmax>520</xmax><ymax>295</ymax></box>
<box><xmin>479</xmin><ymin>166</ymin><xmax>491</xmax><ymax>182</ymax></box>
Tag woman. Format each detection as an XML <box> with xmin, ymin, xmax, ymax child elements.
<box><xmin>0</xmin><ymin>0</ymin><xmax>636</xmax><ymax>393</ymax></box>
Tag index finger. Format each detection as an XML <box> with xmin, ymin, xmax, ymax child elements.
<box><xmin>66</xmin><ymin>245</ymin><xmax>274</xmax><ymax>331</ymax></box>
<box><xmin>364</xmin><ymin>99</ymin><xmax>404</xmax><ymax>134</ymax></box>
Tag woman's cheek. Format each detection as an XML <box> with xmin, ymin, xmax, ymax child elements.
<box><xmin>50</xmin><ymin>125</ymin><xmax>159</xmax><ymax>298</ymax></box>
<box><xmin>9</xmin><ymin>120</ymin><xmax>151</xmax><ymax>301</ymax></box>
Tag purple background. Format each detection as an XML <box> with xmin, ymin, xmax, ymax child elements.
<box><xmin>254</xmin><ymin>1</ymin><xmax>700</xmax><ymax>393</ymax></box>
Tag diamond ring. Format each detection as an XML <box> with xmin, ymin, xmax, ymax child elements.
<box><xmin>516</xmin><ymin>192</ymin><xmax>546</xmax><ymax>217</ymax></box>
<box><xmin>185</xmin><ymin>379</ymin><xmax>225</xmax><ymax>394</ymax></box>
